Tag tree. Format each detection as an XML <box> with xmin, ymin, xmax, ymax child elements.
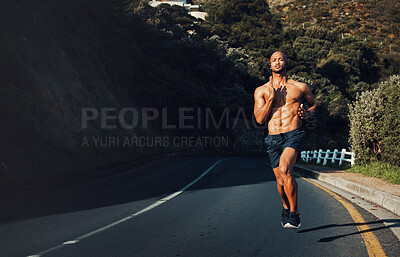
<box><xmin>203</xmin><ymin>0</ymin><xmax>282</xmax><ymax>50</ymax></box>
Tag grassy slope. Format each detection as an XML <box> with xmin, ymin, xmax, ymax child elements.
<box><xmin>347</xmin><ymin>162</ymin><xmax>400</xmax><ymax>184</ymax></box>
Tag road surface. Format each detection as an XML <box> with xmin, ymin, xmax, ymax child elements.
<box><xmin>0</xmin><ymin>156</ymin><xmax>399</xmax><ymax>256</ymax></box>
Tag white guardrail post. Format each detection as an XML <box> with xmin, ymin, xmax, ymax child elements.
<box><xmin>316</xmin><ymin>149</ymin><xmax>323</xmax><ymax>164</ymax></box>
<box><xmin>339</xmin><ymin>148</ymin><xmax>346</xmax><ymax>166</ymax></box>
<box><xmin>313</xmin><ymin>150</ymin><xmax>318</xmax><ymax>162</ymax></box>
<box><xmin>350</xmin><ymin>152</ymin><xmax>355</xmax><ymax>166</ymax></box>
<box><xmin>331</xmin><ymin>149</ymin><xmax>338</xmax><ymax>164</ymax></box>
<box><xmin>323</xmin><ymin>149</ymin><xmax>330</xmax><ymax>165</ymax></box>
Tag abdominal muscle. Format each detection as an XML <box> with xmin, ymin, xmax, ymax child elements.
<box><xmin>268</xmin><ymin>102</ymin><xmax>302</xmax><ymax>135</ymax></box>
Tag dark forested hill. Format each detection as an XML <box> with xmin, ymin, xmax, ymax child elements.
<box><xmin>0</xmin><ymin>0</ymin><xmax>262</xmax><ymax>188</ymax></box>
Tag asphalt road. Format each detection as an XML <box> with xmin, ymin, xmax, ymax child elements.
<box><xmin>0</xmin><ymin>156</ymin><xmax>399</xmax><ymax>257</ymax></box>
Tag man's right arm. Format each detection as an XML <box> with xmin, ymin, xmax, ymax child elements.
<box><xmin>254</xmin><ymin>84</ymin><xmax>274</xmax><ymax>124</ymax></box>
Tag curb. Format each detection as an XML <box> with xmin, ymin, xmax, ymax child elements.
<box><xmin>294</xmin><ymin>164</ymin><xmax>400</xmax><ymax>217</ymax></box>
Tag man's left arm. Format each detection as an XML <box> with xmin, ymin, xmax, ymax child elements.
<box><xmin>298</xmin><ymin>83</ymin><xmax>316</xmax><ymax>119</ymax></box>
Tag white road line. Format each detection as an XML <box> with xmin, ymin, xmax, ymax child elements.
<box><xmin>63</xmin><ymin>240</ymin><xmax>79</xmax><ymax>245</ymax></box>
<box><xmin>27</xmin><ymin>158</ymin><xmax>227</xmax><ymax>257</ymax></box>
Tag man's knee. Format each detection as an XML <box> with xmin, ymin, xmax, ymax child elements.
<box><xmin>279</xmin><ymin>164</ymin><xmax>292</xmax><ymax>179</ymax></box>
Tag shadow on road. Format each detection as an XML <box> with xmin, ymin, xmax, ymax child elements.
<box><xmin>0</xmin><ymin>155</ymin><xmax>275</xmax><ymax>224</ymax></box>
<box><xmin>298</xmin><ymin>219</ymin><xmax>400</xmax><ymax>242</ymax></box>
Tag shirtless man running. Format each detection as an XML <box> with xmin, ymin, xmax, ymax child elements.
<box><xmin>254</xmin><ymin>51</ymin><xmax>316</xmax><ymax>228</ymax></box>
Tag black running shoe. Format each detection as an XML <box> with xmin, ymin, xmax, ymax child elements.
<box><xmin>284</xmin><ymin>212</ymin><xmax>301</xmax><ymax>229</ymax></box>
<box><xmin>281</xmin><ymin>208</ymin><xmax>290</xmax><ymax>228</ymax></box>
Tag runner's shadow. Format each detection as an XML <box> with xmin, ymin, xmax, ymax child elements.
<box><xmin>298</xmin><ymin>219</ymin><xmax>400</xmax><ymax>242</ymax></box>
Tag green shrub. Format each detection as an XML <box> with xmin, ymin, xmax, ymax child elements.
<box><xmin>348</xmin><ymin>75</ymin><xmax>400</xmax><ymax>165</ymax></box>
<box><xmin>378</xmin><ymin>75</ymin><xmax>400</xmax><ymax>164</ymax></box>
<box><xmin>348</xmin><ymin>87</ymin><xmax>384</xmax><ymax>163</ymax></box>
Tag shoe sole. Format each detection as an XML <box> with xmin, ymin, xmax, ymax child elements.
<box><xmin>284</xmin><ymin>222</ymin><xmax>301</xmax><ymax>229</ymax></box>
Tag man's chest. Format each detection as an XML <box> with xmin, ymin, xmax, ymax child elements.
<box><xmin>273</xmin><ymin>84</ymin><xmax>303</xmax><ymax>107</ymax></box>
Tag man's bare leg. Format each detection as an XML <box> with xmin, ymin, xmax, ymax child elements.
<box><xmin>278</xmin><ymin>147</ymin><xmax>299</xmax><ymax>214</ymax></box>
<box><xmin>272</xmin><ymin>167</ymin><xmax>290</xmax><ymax>209</ymax></box>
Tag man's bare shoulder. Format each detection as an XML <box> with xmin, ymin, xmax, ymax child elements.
<box><xmin>287</xmin><ymin>79</ymin><xmax>309</xmax><ymax>91</ymax></box>
<box><xmin>254</xmin><ymin>82</ymin><xmax>270</xmax><ymax>95</ymax></box>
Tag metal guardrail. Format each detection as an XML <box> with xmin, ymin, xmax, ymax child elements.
<box><xmin>301</xmin><ymin>149</ymin><xmax>355</xmax><ymax>166</ymax></box>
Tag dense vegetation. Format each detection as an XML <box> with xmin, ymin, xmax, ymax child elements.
<box><xmin>349</xmin><ymin>75</ymin><xmax>400</xmax><ymax>165</ymax></box>
<box><xmin>201</xmin><ymin>0</ymin><xmax>397</xmax><ymax>149</ymax></box>
<box><xmin>272</xmin><ymin>0</ymin><xmax>400</xmax><ymax>55</ymax></box>
<box><xmin>123</xmin><ymin>0</ymin><xmax>265</xmax><ymax>152</ymax></box>
<box><xmin>201</xmin><ymin>0</ymin><xmax>400</xmax><ymax>179</ymax></box>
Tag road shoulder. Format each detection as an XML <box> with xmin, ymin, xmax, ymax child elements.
<box><xmin>294</xmin><ymin>163</ymin><xmax>400</xmax><ymax>241</ymax></box>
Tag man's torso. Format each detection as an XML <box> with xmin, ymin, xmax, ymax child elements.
<box><xmin>265</xmin><ymin>79</ymin><xmax>304</xmax><ymax>135</ymax></box>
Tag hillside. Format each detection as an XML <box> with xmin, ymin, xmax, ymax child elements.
<box><xmin>270</xmin><ymin>0</ymin><xmax>400</xmax><ymax>76</ymax></box>
<box><xmin>201</xmin><ymin>0</ymin><xmax>400</xmax><ymax>151</ymax></box>
<box><xmin>2</xmin><ymin>0</ymin><xmax>400</xmax><ymax>190</ymax></box>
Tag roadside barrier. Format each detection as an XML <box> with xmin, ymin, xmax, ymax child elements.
<box><xmin>300</xmin><ymin>149</ymin><xmax>355</xmax><ymax>166</ymax></box>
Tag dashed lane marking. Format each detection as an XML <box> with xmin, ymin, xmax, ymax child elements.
<box><xmin>27</xmin><ymin>158</ymin><xmax>228</xmax><ymax>257</ymax></box>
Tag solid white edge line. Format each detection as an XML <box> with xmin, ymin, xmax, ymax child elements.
<box><xmin>27</xmin><ymin>158</ymin><xmax>227</xmax><ymax>257</ymax></box>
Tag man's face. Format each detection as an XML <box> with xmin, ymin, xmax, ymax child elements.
<box><xmin>270</xmin><ymin>52</ymin><xmax>286</xmax><ymax>73</ymax></box>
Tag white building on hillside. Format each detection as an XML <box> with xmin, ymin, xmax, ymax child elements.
<box><xmin>149</xmin><ymin>0</ymin><xmax>207</xmax><ymax>20</ymax></box>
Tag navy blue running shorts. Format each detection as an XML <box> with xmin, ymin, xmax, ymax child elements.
<box><xmin>264</xmin><ymin>129</ymin><xmax>305</xmax><ymax>169</ymax></box>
